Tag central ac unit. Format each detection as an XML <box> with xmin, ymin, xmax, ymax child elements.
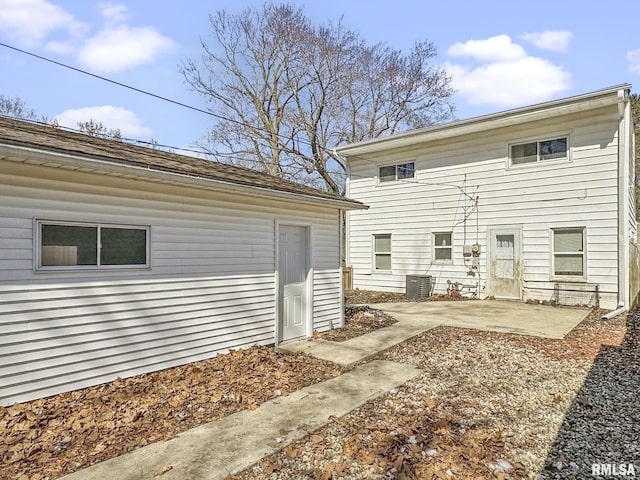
<box><xmin>406</xmin><ymin>275</ymin><xmax>432</xmax><ymax>299</ymax></box>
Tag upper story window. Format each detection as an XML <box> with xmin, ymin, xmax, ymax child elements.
<box><xmin>378</xmin><ymin>162</ymin><xmax>415</xmax><ymax>182</ymax></box>
<box><xmin>510</xmin><ymin>137</ymin><xmax>568</xmax><ymax>166</ymax></box>
<box><xmin>37</xmin><ymin>221</ymin><xmax>149</xmax><ymax>270</ymax></box>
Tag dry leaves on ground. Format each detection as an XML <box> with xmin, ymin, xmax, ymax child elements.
<box><xmin>313</xmin><ymin>306</ymin><xmax>397</xmax><ymax>342</ymax></box>
<box><xmin>230</xmin><ymin>308</ymin><xmax>635</xmax><ymax>480</ymax></box>
<box><xmin>0</xmin><ymin>346</ymin><xmax>343</xmax><ymax>480</ymax></box>
<box><xmin>346</xmin><ymin>289</ymin><xmax>471</xmax><ymax>305</ymax></box>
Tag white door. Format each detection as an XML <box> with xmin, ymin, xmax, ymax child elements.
<box><xmin>488</xmin><ymin>228</ymin><xmax>522</xmax><ymax>299</ymax></box>
<box><xmin>278</xmin><ymin>225</ymin><xmax>308</xmax><ymax>341</ymax></box>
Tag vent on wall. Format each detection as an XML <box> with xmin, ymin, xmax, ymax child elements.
<box><xmin>406</xmin><ymin>275</ymin><xmax>432</xmax><ymax>299</ymax></box>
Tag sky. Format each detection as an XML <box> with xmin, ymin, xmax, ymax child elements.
<box><xmin>1</xmin><ymin>0</ymin><xmax>639</xmax><ymax>153</ymax></box>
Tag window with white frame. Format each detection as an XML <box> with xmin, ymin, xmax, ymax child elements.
<box><xmin>37</xmin><ymin>221</ymin><xmax>149</xmax><ymax>270</ymax></box>
<box><xmin>378</xmin><ymin>162</ymin><xmax>415</xmax><ymax>182</ymax></box>
<box><xmin>373</xmin><ymin>234</ymin><xmax>391</xmax><ymax>270</ymax></box>
<box><xmin>510</xmin><ymin>136</ymin><xmax>568</xmax><ymax>166</ymax></box>
<box><xmin>552</xmin><ymin>227</ymin><xmax>585</xmax><ymax>278</ymax></box>
<box><xmin>433</xmin><ymin>232</ymin><xmax>452</xmax><ymax>261</ymax></box>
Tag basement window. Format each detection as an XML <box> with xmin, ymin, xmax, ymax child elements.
<box><xmin>433</xmin><ymin>232</ymin><xmax>452</xmax><ymax>261</ymax></box>
<box><xmin>373</xmin><ymin>234</ymin><xmax>391</xmax><ymax>270</ymax></box>
<box><xmin>510</xmin><ymin>137</ymin><xmax>568</xmax><ymax>166</ymax></box>
<box><xmin>37</xmin><ymin>221</ymin><xmax>149</xmax><ymax>270</ymax></box>
<box><xmin>378</xmin><ymin>162</ymin><xmax>415</xmax><ymax>182</ymax></box>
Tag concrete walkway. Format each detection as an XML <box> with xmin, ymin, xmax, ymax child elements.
<box><xmin>60</xmin><ymin>360</ymin><xmax>422</xmax><ymax>480</ymax></box>
<box><xmin>60</xmin><ymin>300</ymin><xmax>588</xmax><ymax>480</ymax></box>
<box><xmin>279</xmin><ymin>300</ymin><xmax>589</xmax><ymax>366</ymax></box>
<box><xmin>278</xmin><ymin>311</ymin><xmax>439</xmax><ymax>366</ymax></box>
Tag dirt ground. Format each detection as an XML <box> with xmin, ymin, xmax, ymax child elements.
<box><xmin>346</xmin><ymin>288</ymin><xmax>471</xmax><ymax>305</ymax></box>
<box><xmin>2</xmin><ymin>292</ymin><xmax>635</xmax><ymax>480</ymax></box>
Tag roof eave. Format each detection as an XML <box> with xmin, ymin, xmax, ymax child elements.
<box><xmin>0</xmin><ymin>143</ymin><xmax>367</xmax><ymax>211</ymax></box>
<box><xmin>335</xmin><ymin>84</ymin><xmax>632</xmax><ymax>157</ymax></box>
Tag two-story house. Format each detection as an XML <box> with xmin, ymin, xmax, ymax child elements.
<box><xmin>336</xmin><ymin>85</ymin><xmax>636</xmax><ymax>310</ymax></box>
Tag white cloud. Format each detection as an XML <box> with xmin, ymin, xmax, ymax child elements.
<box><xmin>447</xmin><ymin>34</ymin><xmax>527</xmax><ymax>63</ymax></box>
<box><xmin>628</xmin><ymin>49</ymin><xmax>640</xmax><ymax>74</ymax></box>
<box><xmin>0</xmin><ymin>0</ymin><xmax>87</xmax><ymax>47</ymax></box>
<box><xmin>98</xmin><ymin>2</ymin><xmax>130</xmax><ymax>27</ymax></box>
<box><xmin>54</xmin><ymin>106</ymin><xmax>153</xmax><ymax>138</ymax></box>
<box><xmin>77</xmin><ymin>25</ymin><xmax>173</xmax><ymax>73</ymax></box>
<box><xmin>0</xmin><ymin>0</ymin><xmax>173</xmax><ymax>73</ymax></box>
<box><xmin>520</xmin><ymin>30</ymin><xmax>573</xmax><ymax>53</ymax></box>
<box><xmin>445</xmin><ymin>34</ymin><xmax>571</xmax><ymax>108</ymax></box>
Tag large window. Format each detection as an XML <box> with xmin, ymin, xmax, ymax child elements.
<box><xmin>511</xmin><ymin>137</ymin><xmax>568</xmax><ymax>165</ymax></box>
<box><xmin>378</xmin><ymin>162</ymin><xmax>415</xmax><ymax>182</ymax></box>
<box><xmin>433</xmin><ymin>232</ymin><xmax>452</xmax><ymax>261</ymax></box>
<box><xmin>552</xmin><ymin>228</ymin><xmax>585</xmax><ymax>278</ymax></box>
<box><xmin>37</xmin><ymin>221</ymin><xmax>149</xmax><ymax>270</ymax></box>
<box><xmin>373</xmin><ymin>234</ymin><xmax>391</xmax><ymax>270</ymax></box>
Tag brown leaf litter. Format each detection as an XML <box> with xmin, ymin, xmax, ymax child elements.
<box><xmin>229</xmin><ymin>307</ymin><xmax>633</xmax><ymax>480</ymax></box>
<box><xmin>313</xmin><ymin>306</ymin><xmax>397</xmax><ymax>342</ymax></box>
<box><xmin>0</xmin><ymin>346</ymin><xmax>342</xmax><ymax>480</ymax></box>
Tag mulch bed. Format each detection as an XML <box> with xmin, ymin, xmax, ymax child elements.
<box><xmin>0</xmin><ymin>347</ymin><xmax>343</xmax><ymax>480</ymax></box>
<box><xmin>346</xmin><ymin>289</ymin><xmax>471</xmax><ymax>305</ymax></box>
<box><xmin>313</xmin><ymin>306</ymin><xmax>398</xmax><ymax>342</ymax></box>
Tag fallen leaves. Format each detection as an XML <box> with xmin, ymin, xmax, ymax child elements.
<box><xmin>313</xmin><ymin>306</ymin><xmax>397</xmax><ymax>342</ymax></box>
<box><xmin>230</xmin><ymin>306</ymin><xmax>632</xmax><ymax>480</ymax></box>
<box><xmin>0</xmin><ymin>345</ymin><xmax>343</xmax><ymax>480</ymax></box>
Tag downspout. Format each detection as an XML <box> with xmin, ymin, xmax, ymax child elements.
<box><xmin>616</xmin><ymin>88</ymin><xmax>631</xmax><ymax>311</ymax></box>
<box><xmin>338</xmin><ymin>208</ymin><xmax>345</xmax><ymax>329</ymax></box>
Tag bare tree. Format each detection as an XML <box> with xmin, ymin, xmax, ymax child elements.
<box><xmin>0</xmin><ymin>95</ymin><xmax>40</xmax><ymax>121</ymax></box>
<box><xmin>75</xmin><ymin>119</ymin><xmax>123</xmax><ymax>140</ymax></box>
<box><xmin>181</xmin><ymin>3</ymin><xmax>454</xmax><ymax>194</ymax></box>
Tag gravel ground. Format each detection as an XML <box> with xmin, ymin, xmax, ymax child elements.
<box><xmin>229</xmin><ymin>308</ymin><xmax>637</xmax><ymax>480</ymax></box>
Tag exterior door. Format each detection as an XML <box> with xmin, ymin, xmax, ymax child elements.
<box><xmin>488</xmin><ymin>228</ymin><xmax>522</xmax><ymax>299</ymax></box>
<box><xmin>278</xmin><ymin>225</ymin><xmax>308</xmax><ymax>341</ymax></box>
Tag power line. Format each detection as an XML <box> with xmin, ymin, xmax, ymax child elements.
<box><xmin>0</xmin><ymin>41</ymin><xmax>341</xmax><ymax>159</ymax></box>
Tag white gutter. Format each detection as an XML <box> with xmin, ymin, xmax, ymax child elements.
<box><xmin>336</xmin><ymin>85</ymin><xmax>631</xmax><ymax>156</ymax></box>
<box><xmin>0</xmin><ymin>143</ymin><xmax>366</xmax><ymax>211</ymax></box>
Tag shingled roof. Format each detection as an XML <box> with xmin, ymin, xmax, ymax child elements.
<box><xmin>0</xmin><ymin>116</ymin><xmax>364</xmax><ymax>209</ymax></box>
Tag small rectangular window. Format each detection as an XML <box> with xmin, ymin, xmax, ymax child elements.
<box><xmin>373</xmin><ymin>234</ymin><xmax>391</xmax><ymax>270</ymax></box>
<box><xmin>378</xmin><ymin>162</ymin><xmax>415</xmax><ymax>182</ymax></box>
<box><xmin>553</xmin><ymin>228</ymin><xmax>585</xmax><ymax>277</ymax></box>
<box><xmin>511</xmin><ymin>137</ymin><xmax>568</xmax><ymax>165</ymax></box>
<box><xmin>38</xmin><ymin>221</ymin><xmax>149</xmax><ymax>270</ymax></box>
<box><xmin>434</xmin><ymin>232</ymin><xmax>452</xmax><ymax>261</ymax></box>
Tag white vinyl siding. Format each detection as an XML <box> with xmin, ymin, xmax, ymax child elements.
<box><xmin>0</xmin><ymin>161</ymin><xmax>342</xmax><ymax>405</ymax></box>
<box><xmin>346</xmin><ymin>105</ymin><xmax>623</xmax><ymax>307</ymax></box>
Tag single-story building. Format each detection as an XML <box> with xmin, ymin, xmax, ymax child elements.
<box><xmin>0</xmin><ymin>116</ymin><xmax>364</xmax><ymax>406</ymax></box>
<box><xmin>336</xmin><ymin>85</ymin><xmax>637</xmax><ymax>311</ymax></box>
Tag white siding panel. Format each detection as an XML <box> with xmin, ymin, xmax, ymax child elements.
<box><xmin>347</xmin><ymin>107</ymin><xmax>622</xmax><ymax>309</ymax></box>
<box><xmin>0</xmin><ymin>162</ymin><xmax>343</xmax><ymax>405</ymax></box>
